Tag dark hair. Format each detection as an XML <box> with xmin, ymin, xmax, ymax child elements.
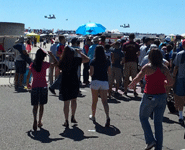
<box><xmin>59</xmin><ymin>35</ymin><xmax>65</xmax><ymax>42</ymax></box>
<box><xmin>58</xmin><ymin>46</ymin><xmax>74</xmax><ymax>72</ymax></box>
<box><xmin>105</xmin><ymin>44</ymin><xmax>110</xmax><ymax>50</ymax></box>
<box><xmin>154</xmin><ymin>39</ymin><xmax>160</xmax><ymax>47</ymax></box>
<box><xmin>27</xmin><ymin>39</ymin><xmax>31</xmax><ymax>45</ymax></box>
<box><xmin>148</xmin><ymin>48</ymin><xmax>163</xmax><ymax>68</ymax></box>
<box><xmin>167</xmin><ymin>44</ymin><xmax>172</xmax><ymax>53</ymax></box>
<box><xmin>77</xmin><ymin>40</ymin><xmax>80</xmax><ymax>46</ymax></box>
<box><xmin>32</xmin><ymin>49</ymin><xmax>46</xmax><ymax>72</ymax></box>
<box><xmin>100</xmin><ymin>35</ymin><xmax>106</xmax><ymax>42</ymax></box>
<box><xmin>94</xmin><ymin>45</ymin><xmax>106</xmax><ymax>64</ymax></box>
<box><xmin>129</xmin><ymin>33</ymin><xmax>135</xmax><ymax>40</ymax></box>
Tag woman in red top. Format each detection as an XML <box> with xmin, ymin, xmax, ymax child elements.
<box><xmin>128</xmin><ymin>48</ymin><xmax>173</xmax><ymax>150</ymax></box>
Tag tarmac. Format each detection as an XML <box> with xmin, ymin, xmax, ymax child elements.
<box><xmin>0</xmin><ymin>43</ymin><xmax>185</xmax><ymax>150</ymax></box>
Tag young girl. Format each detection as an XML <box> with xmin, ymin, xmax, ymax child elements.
<box><xmin>26</xmin><ymin>39</ymin><xmax>32</xmax><ymax>53</ymax></box>
<box><xmin>26</xmin><ymin>48</ymin><xmax>57</xmax><ymax>131</ymax></box>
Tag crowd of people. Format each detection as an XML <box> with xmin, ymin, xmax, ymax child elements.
<box><xmin>12</xmin><ymin>33</ymin><xmax>185</xmax><ymax>150</ymax></box>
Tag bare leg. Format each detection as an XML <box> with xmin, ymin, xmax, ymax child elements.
<box><xmin>33</xmin><ymin>105</ymin><xmax>38</xmax><ymax>131</ymax></box>
<box><xmin>63</xmin><ymin>101</ymin><xmax>70</xmax><ymax>121</ymax></box>
<box><xmin>99</xmin><ymin>90</ymin><xmax>109</xmax><ymax>119</ymax></box>
<box><xmin>124</xmin><ymin>76</ymin><xmax>129</xmax><ymax>93</ymax></box>
<box><xmin>38</xmin><ymin>105</ymin><xmax>44</xmax><ymax>126</ymax></box>
<box><xmin>91</xmin><ymin>89</ymin><xmax>99</xmax><ymax>117</ymax></box>
<box><xmin>71</xmin><ymin>99</ymin><xmax>77</xmax><ymax>123</ymax></box>
<box><xmin>71</xmin><ymin>99</ymin><xmax>77</xmax><ymax>116</ymax></box>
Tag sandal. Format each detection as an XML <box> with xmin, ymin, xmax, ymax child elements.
<box><xmin>38</xmin><ymin>122</ymin><xmax>43</xmax><ymax>128</ymax></box>
<box><xmin>71</xmin><ymin>116</ymin><xmax>78</xmax><ymax>123</ymax></box>
<box><xmin>105</xmin><ymin>118</ymin><xmax>110</xmax><ymax>127</ymax></box>
<box><xmin>33</xmin><ymin>121</ymin><xmax>37</xmax><ymax>131</ymax></box>
<box><xmin>62</xmin><ymin>120</ymin><xmax>69</xmax><ymax>128</ymax></box>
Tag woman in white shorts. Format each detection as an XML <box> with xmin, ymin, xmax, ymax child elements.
<box><xmin>89</xmin><ymin>45</ymin><xmax>111</xmax><ymax>127</ymax></box>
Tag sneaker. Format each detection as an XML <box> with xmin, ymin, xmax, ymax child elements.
<box><xmin>89</xmin><ymin>115</ymin><xmax>95</xmax><ymax>121</ymax></box>
<box><xmin>145</xmin><ymin>141</ymin><xmax>156</xmax><ymax>150</ymax></box>
<box><xmin>49</xmin><ymin>87</ymin><xmax>56</xmax><ymax>95</ymax></box>
<box><xmin>179</xmin><ymin>119</ymin><xmax>184</xmax><ymax>126</ymax></box>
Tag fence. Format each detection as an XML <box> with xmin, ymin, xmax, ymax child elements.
<box><xmin>0</xmin><ymin>52</ymin><xmax>50</xmax><ymax>85</ymax></box>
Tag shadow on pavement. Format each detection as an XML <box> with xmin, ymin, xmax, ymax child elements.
<box><xmin>94</xmin><ymin>122</ymin><xmax>121</xmax><ymax>136</ymax></box>
<box><xmin>163</xmin><ymin>116</ymin><xmax>185</xmax><ymax>128</ymax></box>
<box><xmin>27</xmin><ymin>128</ymin><xmax>64</xmax><ymax>143</ymax></box>
<box><xmin>107</xmin><ymin>98</ymin><xmax>121</xmax><ymax>104</ymax></box>
<box><xmin>60</xmin><ymin>124</ymin><xmax>98</xmax><ymax>141</ymax></box>
<box><xmin>113</xmin><ymin>94</ymin><xmax>142</xmax><ymax>102</ymax></box>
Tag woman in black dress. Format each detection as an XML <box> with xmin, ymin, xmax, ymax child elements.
<box><xmin>58</xmin><ymin>46</ymin><xmax>89</xmax><ymax>127</ymax></box>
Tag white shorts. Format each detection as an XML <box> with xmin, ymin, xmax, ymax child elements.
<box><xmin>90</xmin><ymin>80</ymin><xmax>109</xmax><ymax>90</ymax></box>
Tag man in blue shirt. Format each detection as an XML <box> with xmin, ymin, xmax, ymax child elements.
<box><xmin>88</xmin><ymin>36</ymin><xmax>99</xmax><ymax>61</ymax></box>
<box><xmin>173</xmin><ymin>39</ymin><xmax>185</xmax><ymax>125</ymax></box>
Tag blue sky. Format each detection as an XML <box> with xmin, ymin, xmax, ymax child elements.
<box><xmin>1</xmin><ymin>0</ymin><xmax>185</xmax><ymax>35</ymax></box>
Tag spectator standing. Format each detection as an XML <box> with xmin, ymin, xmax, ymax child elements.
<box><xmin>49</xmin><ymin>38</ymin><xmax>59</xmax><ymax>85</ymax></box>
<box><xmin>14</xmin><ymin>37</ymin><xmax>28</xmax><ymax>91</ymax></box>
<box><xmin>88</xmin><ymin>36</ymin><xmax>99</xmax><ymax>61</ymax></box>
<box><xmin>173</xmin><ymin>39</ymin><xmax>185</xmax><ymax>125</ymax></box>
<box><xmin>26</xmin><ymin>48</ymin><xmax>58</xmax><ymax>131</ymax></box>
<box><xmin>49</xmin><ymin>36</ymin><xmax>66</xmax><ymax>94</ymax></box>
<box><xmin>138</xmin><ymin>37</ymin><xmax>151</xmax><ymax>65</ymax></box>
<box><xmin>89</xmin><ymin>45</ymin><xmax>111</xmax><ymax>127</ymax></box>
<box><xmin>109</xmin><ymin>40</ymin><xmax>124</xmax><ymax>96</ymax></box>
<box><xmin>122</xmin><ymin>33</ymin><xmax>140</xmax><ymax>96</ymax></box>
<box><xmin>58</xmin><ymin>46</ymin><xmax>89</xmax><ymax>127</ymax></box>
<box><xmin>83</xmin><ymin>38</ymin><xmax>91</xmax><ymax>85</ymax></box>
<box><xmin>128</xmin><ymin>48</ymin><xmax>173</xmax><ymax>150</ymax></box>
<box><xmin>26</xmin><ymin>38</ymin><xmax>32</xmax><ymax>53</ymax></box>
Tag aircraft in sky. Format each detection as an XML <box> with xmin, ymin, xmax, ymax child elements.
<box><xmin>44</xmin><ymin>14</ymin><xmax>56</xmax><ymax>19</ymax></box>
<box><xmin>120</xmin><ymin>24</ymin><xmax>130</xmax><ymax>28</ymax></box>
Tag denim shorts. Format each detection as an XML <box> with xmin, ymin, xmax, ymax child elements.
<box><xmin>174</xmin><ymin>78</ymin><xmax>185</xmax><ymax>96</ymax></box>
<box><xmin>31</xmin><ymin>87</ymin><xmax>48</xmax><ymax>105</ymax></box>
<box><xmin>15</xmin><ymin>60</ymin><xmax>26</xmax><ymax>74</ymax></box>
<box><xmin>90</xmin><ymin>80</ymin><xmax>109</xmax><ymax>90</ymax></box>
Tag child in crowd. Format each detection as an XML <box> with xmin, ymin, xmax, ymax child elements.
<box><xmin>26</xmin><ymin>48</ymin><xmax>57</xmax><ymax>131</ymax></box>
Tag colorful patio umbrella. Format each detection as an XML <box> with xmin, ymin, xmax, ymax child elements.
<box><xmin>76</xmin><ymin>22</ymin><xmax>106</xmax><ymax>35</ymax></box>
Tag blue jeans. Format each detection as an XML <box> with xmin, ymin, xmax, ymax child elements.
<box><xmin>50</xmin><ymin>73</ymin><xmax>62</xmax><ymax>90</ymax></box>
<box><xmin>139</xmin><ymin>93</ymin><xmax>167</xmax><ymax>150</ymax></box>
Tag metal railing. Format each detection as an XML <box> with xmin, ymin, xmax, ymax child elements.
<box><xmin>0</xmin><ymin>51</ymin><xmax>51</xmax><ymax>85</ymax></box>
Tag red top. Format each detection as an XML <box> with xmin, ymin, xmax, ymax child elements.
<box><xmin>84</xmin><ymin>44</ymin><xmax>90</xmax><ymax>55</ymax></box>
<box><xmin>144</xmin><ymin>68</ymin><xmax>166</xmax><ymax>94</ymax></box>
<box><xmin>122</xmin><ymin>41</ymin><xmax>139</xmax><ymax>63</ymax></box>
<box><xmin>29</xmin><ymin>62</ymin><xmax>50</xmax><ymax>88</ymax></box>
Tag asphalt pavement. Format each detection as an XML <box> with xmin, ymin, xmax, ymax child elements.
<box><xmin>0</xmin><ymin>43</ymin><xmax>185</xmax><ymax>150</ymax></box>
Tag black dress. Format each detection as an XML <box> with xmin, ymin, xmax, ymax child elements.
<box><xmin>59</xmin><ymin>57</ymin><xmax>82</xmax><ymax>101</ymax></box>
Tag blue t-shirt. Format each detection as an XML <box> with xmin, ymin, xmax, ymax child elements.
<box><xmin>111</xmin><ymin>48</ymin><xmax>124</xmax><ymax>68</ymax></box>
<box><xmin>173</xmin><ymin>50</ymin><xmax>185</xmax><ymax>78</ymax></box>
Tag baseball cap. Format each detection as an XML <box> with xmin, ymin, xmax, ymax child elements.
<box><xmin>165</xmin><ymin>36</ymin><xmax>171</xmax><ymax>42</ymax></box>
